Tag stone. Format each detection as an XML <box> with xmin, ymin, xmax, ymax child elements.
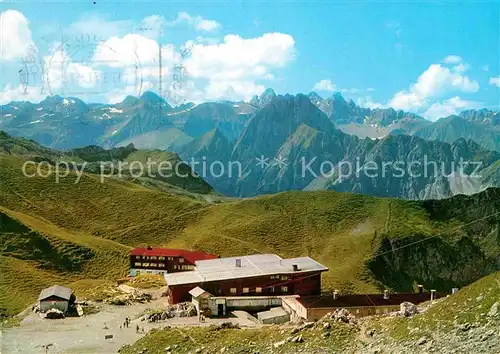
<box><xmin>400</xmin><ymin>302</ymin><xmax>418</xmax><ymax>317</ymax></box>
<box><xmin>488</xmin><ymin>302</ymin><xmax>498</xmax><ymax>317</ymax></box>
<box><xmin>459</xmin><ymin>323</ymin><xmax>471</xmax><ymax>332</ymax></box>
<box><xmin>417</xmin><ymin>336</ymin><xmax>428</xmax><ymax>345</ymax></box>
<box><xmin>323</xmin><ymin>322</ymin><xmax>331</xmax><ymax>330</ymax></box>
<box><xmin>273</xmin><ymin>340</ymin><xmax>286</xmax><ymax>348</ymax></box>
<box><xmin>44</xmin><ymin>308</ymin><xmax>65</xmax><ymax>319</ymax></box>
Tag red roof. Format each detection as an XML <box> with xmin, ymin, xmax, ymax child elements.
<box><xmin>130</xmin><ymin>247</ymin><xmax>218</xmax><ymax>264</ymax></box>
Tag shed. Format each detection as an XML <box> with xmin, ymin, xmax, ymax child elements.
<box><xmin>38</xmin><ymin>285</ymin><xmax>73</xmax><ymax>313</ymax></box>
<box><xmin>189</xmin><ymin>287</ymin><xmax>212</xmax><ymax>315</ymax></box>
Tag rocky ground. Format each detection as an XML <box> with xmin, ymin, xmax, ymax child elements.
<box><xmin>119</xmin><ymin>297</ymin><xmax>500</xmax><ymax>354</ymax></box>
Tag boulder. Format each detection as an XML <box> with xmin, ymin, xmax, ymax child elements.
<box><xmin>400</xmin><ymin>302</ymin><xmax>418</xmax><ymax>317</ymax></box>
<box><xmin>45</xmin><ymin>308</ymin><xmax>65</xmax><ymax>319</ymax></box>
<box><xmin>488</xmin><ymin>302</ymin><xmax>498</xmax><ymax>317</ymax></box>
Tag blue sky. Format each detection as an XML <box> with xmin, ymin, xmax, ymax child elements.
<box><xmin>0</xmin><ymin>0</ymin><xmax>498</xmax><ymax>120</ymax></box>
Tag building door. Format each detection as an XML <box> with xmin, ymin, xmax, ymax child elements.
<box><xmin>217</xmin><ymin>304</ymin><xmax>224</xmax><ymax>316</ymax></box>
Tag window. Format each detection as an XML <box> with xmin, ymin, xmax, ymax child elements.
<box><xmin>173</xmin><ymin>265</ymin><xmax>178</xmax><ymax>270</ymax></box>
<box><xmin>158</xmin><ymin>263</ymin><xmax>165</xmax><ymax>268</ymax></box>
<box><xmin>167</xmin><ymin>257</ymin><xmax>173</xmax><ymax>261</ymax></box>
<box><xmin>135</xmin><ymin>256</ymin><xmax>142</xmax><ymax>260</ymax></box>
<box><xmin>134</xmin><ymin>262</ymin><xmax>141</xmax><ymax>267</ymax></box>
<box><xmin>158</xmin><ymin>256</ymin><xmax>165</xmax><ymax>260</ymax></box>
<box><xmin>179</xmin><ymin>258</ymin><xmax>184</xmax><ymax>263</ymax></box>
<box><xmin>142</xmin><ymin>262</ymin><xmax>150</xmax><ymax>267</ymax></box>
<box><xmin>281</xmin><ymin>286</ymin><xmax>288</xmax><ymax>293</ymax></box>
<box><xmin>256</xmin><ymin>287</ymin><xmax>262</xmax><ymax>293</ymax></box>
<box><xmin>281</xmin><ymin>276</ymin><xmax>288</xmax><ymax>281</ymax></box>
<box><xmin>376</xmin><ymin>309</ymin><xmax>380</xmax><ymax>314</ymax></box>
<box><xmin>150</xmin><ymin>256</ymin><xmax>157</xmax><ymax>260</ymax></box>
<box><xmin>242</xmin><ymin>287</ymin><xmax>249</xmax><ymax>293</ymax></box>
<box><xmin>270</xmin><ymin>286</ymin><xmax>275</xmax><ymax>293</ymax></box>
<box><xmin>356</xmin><ymin>309</ymin><xmax>360</xmax><ymax>314</ymax></box>
<box><xmin>230</xmin><ymin>288</ymin><xmax>237</xmax><ymax>294</ymax></box>
<box><xmin>270</xmin><ymin>275</ymin><xmax>277</xmax><ymax>280</ymax></box>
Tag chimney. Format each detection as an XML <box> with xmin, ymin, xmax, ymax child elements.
<box><xmin>430</xmin><ymin>289</ymin><xmax>436</xmax><ymax>301</ymax></box>
<box><xmin>333</xmin><ymin>290</ymin><xmax>339</xmax><ymax>300</ymax></box>
<box><xmin>235</xmin><ymin>259</ymin><xmax>242</xmax><ymax>267</ymax></box>
<box><xmin>452</xmin><ymin>288</ymin><xmax>459</xmax><ymax>295</ymax></box>
<box><xmin>292</xmin><ymin>264</ymin><xmax>299</xmax><ymax>272</ymax></box>
<box><xmin>147</xmin><ymin>245</ymin><xmax>152</xmax><ymax>250</ymax></box>
<box><xmin>417</xmin><ymin>284</ymin><xmax>423</xmax><ymax>294</ymax></box>
<box><xmin>383</xmin><ymin>290</ymin><xmax>389</xmax><ymax>300</ymax></box>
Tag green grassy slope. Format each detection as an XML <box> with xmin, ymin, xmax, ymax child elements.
<box><xmin>384</xmin><ymin>270</ymin><xmax>500</xmax><ymax>339</ymax></box>
<box><xmin>0</xmin><ymin>207</ymin><xmax>129</xmax><ymax>316</ymax></box>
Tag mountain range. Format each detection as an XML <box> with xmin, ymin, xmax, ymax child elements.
<box><xmin>1</xmin><ymin>90</ymin><xmax>499</xmax><ymax>199</ymax></box>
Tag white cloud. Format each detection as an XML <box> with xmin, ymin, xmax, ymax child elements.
<box><xmin>137</xmin><ymin>15</ymin><xmax>166</xmax><ymax>39</ymax></box>
<box><xmin>204</xmin><ymin>80</ymin><xmax>265</xmax><ymax>101</ymax></box>
<box><xmin>0</xmin><ymin>84</ymin><xmax>46</xmax><ymax>104</ymax></box>
<box><xmin>44</xmin><ymin>43</ymin><xmax>101</xmax><ymax>90</ymax></box>
<box><xmin>388</xmin><ymin>61</ymin><xmax>479</xmax><ymax>111</ymax></box>
<box><xmin>413</xmin><ymin>64</ymin><xmax>479</xmax><ymax>96</ymax></box>
<box><xmin>313</xmin><ymin>79</ymin><xmax>335</xmax><ymax>92</ymax></box>
<box><xmin>452</xmin><ymin>63</ymin><xmax>469</xmax><ymax>73</ymax></box>
<box><xmin>443</xmin><ymin>55</ymin><xmax>462</xmax><ymax>64</ymax></box>
<box><xmin>69</xmin><ymin>14</ymin><xmax>132</xmax><ymax>40</ymax></box>
<box><xmin>181</xmin><ymin>32</ymin><xmax>294</xmax><ymax>101</ymax></box>
<box><xmin>0</xmin><ymin>10</ymin><xmax>35</xmax><ymax>60</ymax></box>
<box><xmin>356</xmin><ymin>96</ymin><xmax>385</xmax><ymax>110</ymax></box>
<box><xmin>167</xmin><ymin>12</ymin><xmax>220</xmax><ymax>32</ymax></box>
<box><xmin>92</xmin><ymin>34</ymin><xmax>179</xmax><ymax>68</ymax></box>
<box><xmin>389</xmin><ymin>90</ymin><xmax>425</xmax><ymax>111</ymax></box>
<box><xmin>423</xmin><ymin>96</ymin><xmax>481</xmax><ymax>121</ymax></box>
<box><xmin>489</xmin><ymin>76</ymin><xmax>500</xmax><ymax>87</ymax></box>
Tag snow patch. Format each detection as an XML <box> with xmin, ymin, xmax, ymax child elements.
<box><xmin>4</xmin><ymin>114</ymin><xmax>12</xmax><ymax>117</ymax></box>
<box><xmin>62</xmin><ymin>98</ymin><xmax>70</xmax><ymax>106</ymax></box>
<box><xmin>36</xmin><ymin>107</ymin><xmax>43</xmax><ymax>111</ymax></box>
<box><xmin>108</xmin><ymin>107</ymin><xmax>123</xmax><ymax>113</ymax></box>
<box><xmin>28</xmin><ymin>119</ymin><xmax>43</xmax><ymax>124</ymax></box>
<box><xmin>102</xmin><ymin>113</ymin><xmax>111</xmax><ymax>119</ymax></box>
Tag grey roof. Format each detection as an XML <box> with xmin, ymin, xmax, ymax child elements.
<box><xmin>165</xmin><ymin>254</ymin><xmax>328</xmax><ymax>286</ymax></box>
<box><xmin>257</xmin><ymin>306</ymin><xmax>288</xmax><ymax>320</ymax></box>
<box><xmin>38</xmin><ymin>285</ymin><xmax>72</xmax><ymax>301</ymax></box>
<box><xmin>189</xmin><ymin>286</ymin><xmax>211</xmax><ymax>298</ymax></box>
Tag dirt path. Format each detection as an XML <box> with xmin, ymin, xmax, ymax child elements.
<box><xmin>1</xmin><ymin>299</ymin><xmax>259</xmax><ymax>354</ymax></box>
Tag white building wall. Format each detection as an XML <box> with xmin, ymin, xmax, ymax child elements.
<box><xmin>39</xmin><ymin>300</ymin><xmax>69</xmax><ymax>312</ymax></box>
<box><xmin>130</xmin><ymin>268</ymin><xmax>167</xmax><ymax>276</ymax></box>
